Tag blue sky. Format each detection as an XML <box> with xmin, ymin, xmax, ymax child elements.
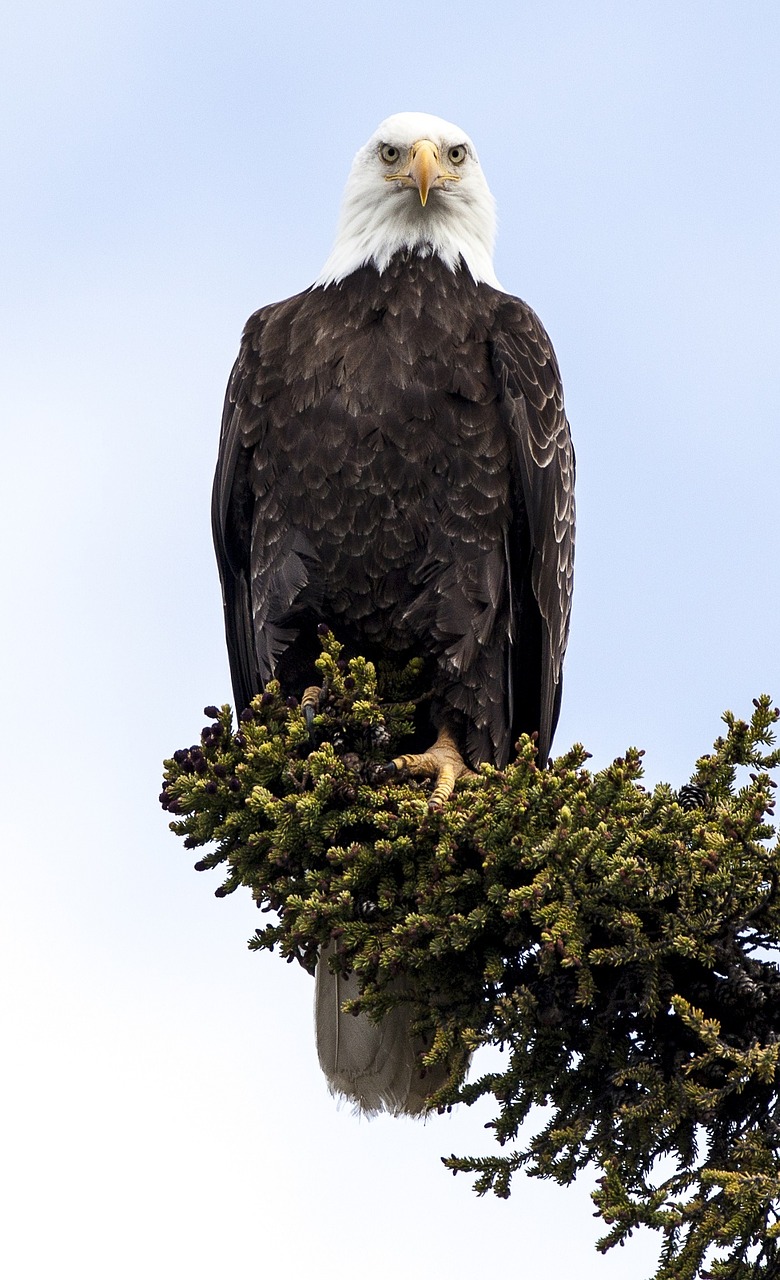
<box><xmin>1</xmin><ymin>3</ymin><xmax>778</xmax><ymax>1277</ymax></box>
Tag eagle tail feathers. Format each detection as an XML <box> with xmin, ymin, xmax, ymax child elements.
<box><xmin>314</xmin><ymin>941</ymin><xmax>449</xmax><ymax>1117</ymax></box>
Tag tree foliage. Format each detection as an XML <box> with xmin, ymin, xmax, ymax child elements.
<box><xmin>160</xmin><ymin>633</ymin><xmax>780</xmax><ymax>1280</ymax></box>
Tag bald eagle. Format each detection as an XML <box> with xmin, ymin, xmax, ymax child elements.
<box><xmin>213</xmin><ymin>113</ymin><xmax>575</xmax><ymax>1113</ymax></box>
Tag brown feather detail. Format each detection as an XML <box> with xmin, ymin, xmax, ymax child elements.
<box><xmin>212</xmin><ymin>251</ymin><xmax>575</xmax><ymax>769</ymax></box>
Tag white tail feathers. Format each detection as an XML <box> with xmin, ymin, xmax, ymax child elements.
<box><xmin>314</xmin><ymin>941</ymin><xmax>450</xmax><ymax>1116</ymax></box>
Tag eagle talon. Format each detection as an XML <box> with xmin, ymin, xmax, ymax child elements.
<box><xmin>383</xmin><ymin>727</ymin><xmax>472</xmax><ymax>807</ymax></box>
<box><xmin>301</xmin><ymin>685</ymin><xmax>322</xmax><ymax>734</ymax></box>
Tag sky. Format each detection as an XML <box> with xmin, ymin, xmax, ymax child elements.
<box><xmin>1</xmin><ymin>2</ymin><xmax>778</xmax><ymax>1276</ymax></box>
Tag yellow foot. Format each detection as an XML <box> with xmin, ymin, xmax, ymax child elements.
<box><xmin>381</xmin><ymin>727</ymin><xmax>473</xmax><ymax>811</ymax></box>
<box><xmin>301</xmin><ymin>685</ymin><xmax>322</xmax><ymax>730</ymax></box>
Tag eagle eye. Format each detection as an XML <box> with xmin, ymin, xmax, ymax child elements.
<box><xmin>448</xmin><ymin>145</ymin><xmax>467</xmax><ymax>165</ymax></box>
<box><xmin>380</xmin><ymin>143</ymin><xmax>401</xmax><ymax>164</ymax></box>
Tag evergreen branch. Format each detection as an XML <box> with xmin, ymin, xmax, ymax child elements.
<box><xmin>161</xmin><ymin>633</ymin><xmax>780</xmax><ymax>1280</ymax></box>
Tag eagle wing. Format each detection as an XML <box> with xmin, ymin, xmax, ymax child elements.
<box><xmin>212</xmin><ymin>345</ymin><xmax>257</xmax><ymax>716</ymax></box>
<box><xmin>491</xmin><ymin>296</ymin><xmax>576</xmax><ymax>763</ymax></box>
<box><xmin>214</xmin><ymin>297</ymin><xmax>327</xmax><ymax>714</ymax></box>
<box><xmin>213</xmin><ymin>303</ymin><xmax>295</xmax><ymax>715</ymax></box>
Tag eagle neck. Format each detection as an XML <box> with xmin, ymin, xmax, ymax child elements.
<box><xmin>315</xmin><ymin>196</ymin><xmax>503</xmax><ymax>291</ymax></box>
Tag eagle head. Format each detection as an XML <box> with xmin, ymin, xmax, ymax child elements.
<box><xmin>315</xmin><ymin>112</ymin><xmax>501</xmax><ymax>289</ymax></box>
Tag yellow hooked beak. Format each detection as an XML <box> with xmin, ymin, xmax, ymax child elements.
<box><xmin>408</xmin><ymin>139</ymin><xmax>441</xmax><ymax>207</ymax></box>
<box><xmin>384</xmin><ymin>138</ymin><xmax>461</xmax><ymax>206</ymax></box>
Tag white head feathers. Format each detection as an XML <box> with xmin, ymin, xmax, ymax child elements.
<box><xmin>315</xmin><ymin>112</ymin><xmax>502</xmax><ymax>290</ymax></box>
